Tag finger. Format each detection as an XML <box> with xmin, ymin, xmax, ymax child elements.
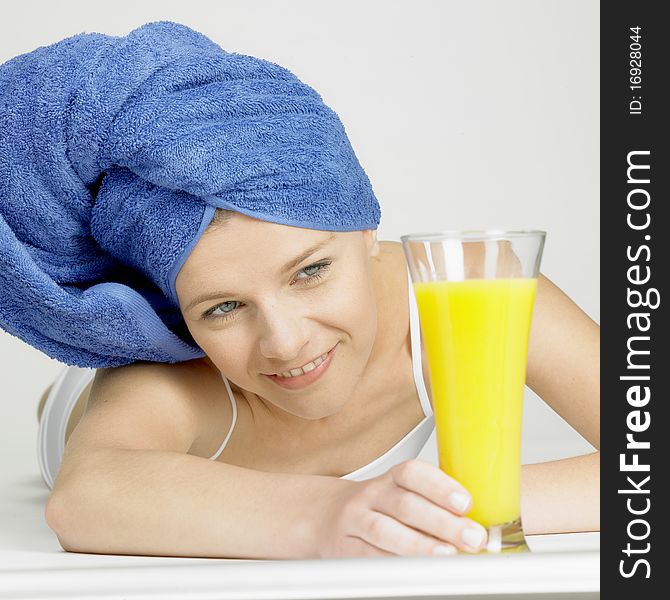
<box><xmin>390</xmin><ymin>459</ymin><xmax>473</xmax><ymax>516</ymax></box>
<box><xmin>372</xmin><ymin>487</ymin><xmax>488</xmax><ymax>553</ymax></box>
<box><xmin>344</xmin><ymin>535</ymin><xmax>398</xmax><ymax>558</ymax></box>
<box><xmin>355</xmin><ymin>510</ymin><xmax>459</xmax><ymax>557</ymax></box>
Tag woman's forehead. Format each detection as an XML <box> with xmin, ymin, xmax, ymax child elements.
<box><xmin>178</xmin><ymin>220</ymin><xmax>348</xmax><ymax>283</ymax></box>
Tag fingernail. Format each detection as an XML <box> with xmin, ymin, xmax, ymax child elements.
<box><xmin>432</xmin><ymin>544</ymin><xmax>457</xmax><ymax>556</ymax></box>
<box><xmin>462</xmin><ymin>527</ymin><xmax>486</xmax><ymax>549</ymax></box>
<box><xmin>448</xmin><ymin>491</ymin><xmax>470</xmax><ymax>512</ymax></box>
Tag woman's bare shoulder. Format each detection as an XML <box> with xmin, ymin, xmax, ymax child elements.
<box><xmin>95</xmin><ymin>356</ymin><xmax>217</xmax><ymax>382</ymax></box>
<box><xmin>373</xmin><ymin>240</ymin><xmax>406</xmax><ymax>291</ymax></box>
<box><xmin>378</xmin><ymin>239</ymin><xmax>403</xmax><ymax>258</ymax></box>
<box><xmin>102</xmin><ymin>357</ymin><xmax>228</xmax><ymax>426</ymax></box>
<box><xmin>61</xmin><ymin>359</ymin><xmax>223</xmax><ymax>465</ymax></box>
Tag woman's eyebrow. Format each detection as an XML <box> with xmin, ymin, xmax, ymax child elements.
<box><xmin>279</xmin><ymin>232</ymin><xmax>336</xmax><ymax>274</ymax></box>
<box><xmin>184</xmin><ymin>232</ymin><xmax>336</xmax><ymax>312</ymax></box>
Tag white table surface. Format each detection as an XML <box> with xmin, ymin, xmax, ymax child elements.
<box><xmin>0</xmin><ymin>533</ymin><xmax>599</xmax><ymax>600</ymax></box>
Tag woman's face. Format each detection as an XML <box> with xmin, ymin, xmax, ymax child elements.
<box><xmin>175</xmin><ymin>213</ymin><xmax>380</xmax><ymax>422</ymax></box>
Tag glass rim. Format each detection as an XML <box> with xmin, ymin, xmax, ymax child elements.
<box><xmin>400</xmin><ymin>229</ymin><xmax>547</xmax><ymax>243</ymax></box>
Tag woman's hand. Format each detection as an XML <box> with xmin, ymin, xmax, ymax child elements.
<box><xmin>314</xmin><ymin>459</ymin><xmax>488</xmax><ymax>557</ymax></box>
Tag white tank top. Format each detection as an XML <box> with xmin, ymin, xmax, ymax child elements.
<box><xmin>208</xmin><ymin>267</ymin><xmax>435</xmax><ymax>481</ymax></box>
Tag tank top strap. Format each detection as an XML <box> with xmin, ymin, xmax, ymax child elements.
<box><xmin>208</xmin><ymin>372</ymin><xmax>238</xmax><ymax>461</ymax></box>
<box><xmin>407</xmin><ymin>266</ymin><xmax>433</xmax><ymax>418</ymax></box>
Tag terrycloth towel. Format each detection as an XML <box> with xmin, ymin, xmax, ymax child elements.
<box><xmin>0</xmin><ymin>21</ymin><xmax>381</xmax><ymax>368</ymax></box>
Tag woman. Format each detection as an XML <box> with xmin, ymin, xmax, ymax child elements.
<box><xmin>38</xmin><ymin>208</ymin><xmax>600</xmax><ymax>559</ymax></box>
<box><xmin>2</xmin><ymin>22</ymin><xmax>599</xmax><ymax>560</ymax></box>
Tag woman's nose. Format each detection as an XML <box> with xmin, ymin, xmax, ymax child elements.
<box><xmin>257</xmin><ymin>309</ymin><xmax>309</xmax><ymax>360</ymax></box>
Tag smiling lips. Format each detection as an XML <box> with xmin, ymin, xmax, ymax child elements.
<box><xmin>274</xmin><ymin>350</ymin><xmax>330</xmax><ymax>378</ymax></box>
<box><xmin>265</xmin><ymin>343</ymin><xmax>338</xmax><ymax>390</ymax></box>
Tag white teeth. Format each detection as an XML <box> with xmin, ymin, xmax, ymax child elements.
<box><xmin>301</xmin><ymin>359</ymin><xmax>319</xmax><ymax>373</ymax></box>
<box><xmin>277</xmin><ymin>352</ymin><xmax>329</xmax><ymax>378</ymax></box>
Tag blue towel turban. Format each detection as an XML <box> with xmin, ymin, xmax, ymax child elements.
<box><xmin>0</xmin><ymin>21</ymin><xmax>381</xmax><ymax>368</ymax></box>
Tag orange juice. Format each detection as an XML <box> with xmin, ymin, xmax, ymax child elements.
<box><xmin>413</xmin><ymin>278</ymin><xmax>537</xmax><ymax>527</ymax></box>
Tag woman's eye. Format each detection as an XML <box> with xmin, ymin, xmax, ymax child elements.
<box><xmin>298</xmin><ymin>263</ymin><xmax>323</xmax><ymax>279</ymax></box>
<box><xmin>202</xmin><ymin>260</ymin><xmax>332</xmax><ymax>322</ymax></box>
<box><xmin>204</xmin><ymin>300</ymin><xmax>240</xmax><ymax>320</ymax></box>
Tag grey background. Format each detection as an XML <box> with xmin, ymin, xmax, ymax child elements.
<box><xmin>0</xmin><ymin>0</ymin><xmax>599</xmax><ymax>508</ymax></box>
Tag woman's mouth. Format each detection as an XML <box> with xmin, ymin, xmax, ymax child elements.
<box><xmin>265</xmin><ymin>343</ymin><xmax>338</xmax><ymax>390</ymax></box>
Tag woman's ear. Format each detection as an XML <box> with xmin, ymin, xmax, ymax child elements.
<box><xmin>363</xmin><ymin>229</ymin><xmax>380</xmax><ymax>257</ymax></box>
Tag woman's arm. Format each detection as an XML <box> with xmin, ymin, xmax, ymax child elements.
<box><xmin>521</xmin><ymin>451</ymin><xmax>600</xmax><ymax>534</ymax></box>
<box><xmin>47</xmin><ymin>448</ymin><xmax>346</xmax><ymax>559</ymax></box>
<box><xmin>521</xmin><ymin>272</ymin><xmax>600</xmax><ymax>534</ymax></box>
<box><xmin>46</xmin><ymin>361</ymin><xmax>346</xmax><ymax>559</ymax></box>
<box><xmin>526</xmin><ymin>273</ymin><xmax>600</xmax><ymax>450</ymax></box>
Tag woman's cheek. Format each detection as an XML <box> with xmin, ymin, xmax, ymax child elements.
<box><xmin>328</xmin><ymin>276</ymin><xmax>377</xmax><ymax>347</ymax></box>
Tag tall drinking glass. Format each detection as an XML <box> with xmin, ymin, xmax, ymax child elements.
<box><xmin>401</xmin><ymin>230</ymin><xmax>546</xmax><ymax>553</ymax></box>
